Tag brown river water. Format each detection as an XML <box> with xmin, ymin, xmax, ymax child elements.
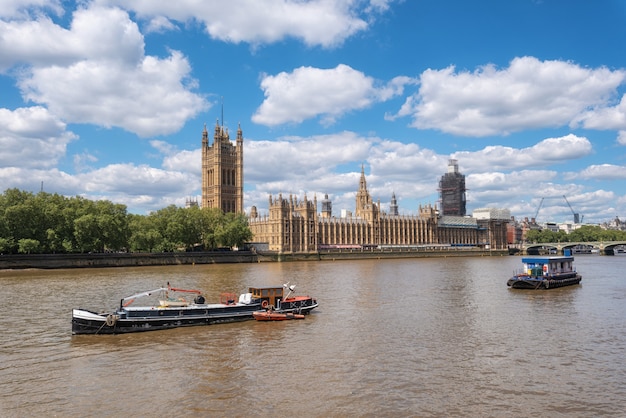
<box><xmin>1</xmin><ymin>255</ymin><xmax>625</xmax><ymax>417</ymax></box>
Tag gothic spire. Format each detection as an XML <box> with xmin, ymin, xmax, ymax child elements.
<box><xmin>359</xmin><ymin>164</ymin><xmax>367</xmax><ymax>192</ymax></box>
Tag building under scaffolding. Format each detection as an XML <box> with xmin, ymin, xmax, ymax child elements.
<box><xmin>439</xmin><ymin>159</ymin><xmax>467</xmax><ymax>216</ymax></box>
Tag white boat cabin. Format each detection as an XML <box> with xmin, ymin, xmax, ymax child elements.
<box><xmin>521</xmin><ymin>256</ymin><xmax>575</xmax><ymax>278</ymax></box>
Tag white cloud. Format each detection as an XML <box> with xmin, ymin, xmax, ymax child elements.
<box><xmin>246</xmin><ymin>131</ymin><xmax>373</xmax><ymax>183</ymax></box>
<box><xmin>2</xmin><ymin>6</ymin><xmax>208</xmax><ymax>137</ymax></box>
<box><xmin>366</xmin><ymin>0</ymin><xmax>395</xmax><ymax>13</ymax></box>
<box><xmin>0</xmin><ymin>7</ymin><xmax>144</xmax><ymax>71</ymax></box>
<box><xmin>73</xmin><ymin>151</ymin><xmax>98</xmax><ymax>173</ymax></box>
<box><xmin>252</xmin><ymin>65</ymin><xmax>415</xmax><ymax>126</ymax></box>
<box><xmin>78</xmin><ymin>163</ymin><xmax>195</xmax><ymax>195</ymax></box>
<box><xmin>452</xmin><ymin>134</ymin><xmax>592</xmax><ymax>172</ymax></box>
<box><xmin>577</xmin><ymin>164</ymin><xmax>626</xmax><ymax>180</ymax></box>
<box><xmin>98</xmin><ymin>0</ymin><xmax>371</xmax><ymax>47</ymax></box>
<box><xmin>20</xmin><ymin>51</ymin><xmax>207</xmax><ymax>137</ymax></box>
<box><xmin>162</xmin><ymin>149</ymin><xmax>200</xmax><ymax>174</ymax></box>
<box><xmin>0</xmin><ymin>106</ymin><xmax>76</xmax><ymax>169</ymax></box>
<box><xmin>368</xmin><ymin>140</ymin><xmax>445</xmax><ymax>178</ymax></box>
<box><xmin>392</xmin><ymin>56</ymin><xmax>626</xmax><ymax>136</ymax></box>
<box><xmin>0</xmin><ymin>166</ymin><xmax>80</xmax><ymax>195</ymax></box>
<box><xmin>144</xmin><ymin>16</ymin><xmax>178</xmax><ymax>34</ymax></box>
<box><xmin>0</xmin><ymin>0</ymin><xmax>63</xmax><ymax>19</ymax></box>
<box><xmin>575</xmin><ymin>94</ymin><xmax>626</xmax><ymax>131</ymax></box>
<box><xmin>468</xmin><ymin>170</ymin><xmax>557</xmax><ymax>192</ymax></box>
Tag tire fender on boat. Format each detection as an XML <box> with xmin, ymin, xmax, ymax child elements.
<box><xmin>105</xmin><ymin>314</ymin><xmax>117</xmax><ymax>327</ymax></box>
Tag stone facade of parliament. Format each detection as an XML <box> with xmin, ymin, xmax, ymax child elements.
<box><xmin>201</xmin><ymin>120</ymin><xmax>243</xmax><ymax>213</ymax></box>
<box><xmin>201</xmin><ymin>122</ymin><xmax>509</xmax><ymax>253</ymax></box>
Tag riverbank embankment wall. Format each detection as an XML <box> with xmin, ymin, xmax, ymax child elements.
<box><xmin>0</xmin><ymin>251</ymin><xmax>257</xmax><ymax>270</ymax></box>
<box><xmin>257</xmin><ymin>248</ymin><xmax>509</xmax><ymax>262</ymax></box>
<box><xmin>1</xmin><ymin>249</ymin><xmax>509</xmax><ymax>269</ymax></box>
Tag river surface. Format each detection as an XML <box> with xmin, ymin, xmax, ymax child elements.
<box><xmin>1</xmin><ymin>255</ymin><xmax>625</xmax><ymax>417</ymax></box>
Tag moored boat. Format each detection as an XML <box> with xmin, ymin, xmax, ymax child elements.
<box><xmin>252</xmin><ymin>310</ymin><xmax>306</xmax><ymax>321</ymax></box>
<box><xmin>507</xmin><ymin>255</ymin><xmax>582</xmax><ymax>289</ymax></box>
<box><xmin>72</xmin><ymin>282</ymin><xmax>317</xmax><ymax>335</ymax></box>
<box><xmin>249</xmin><ymin>282</ymin><xmax>318</xmax><ymax>314</ymax></box>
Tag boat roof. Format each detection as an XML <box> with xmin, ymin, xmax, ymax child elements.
<box><xmin>248</xmin><ymin>285</ymin><xmax>285</xmax><ymax>290</ymax></box>
<box><xmin>521</xmin><ymin>256</ymin><xmax>575</xmax><ymax>263</ymax></box>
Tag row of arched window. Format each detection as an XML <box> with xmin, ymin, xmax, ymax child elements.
<box><xmin>205</xmin><ymin>169</ymin><xmax>238</xmax><ymax>186</ymax></box>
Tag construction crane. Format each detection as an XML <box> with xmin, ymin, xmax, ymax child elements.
<box><xmin>534</xmin><ymin>197</ymin><xmax>544</xmax><ymax>220</ymax></box>
<box><xmin>534</xmin><ymin>196</ymin><xmax>583</xmax><ymax>223</ymax></box>
<box><xmin>563</xmin><ymin>195</ymin><xmax>583</xmax><ymax>224</ymax></box>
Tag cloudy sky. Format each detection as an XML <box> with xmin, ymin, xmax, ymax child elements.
<box><xmin>2</xmin><ymin>0</ymin><xmax>626</xmax><ymax>224</ymax></box>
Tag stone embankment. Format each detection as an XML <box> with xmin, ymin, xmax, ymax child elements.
<box><xmin>1</xmin><ymin>248</ymin><xmax>509</xmax><ymax>269</ymax></box>
<box><xmin>0</xmin><ymin>251</ymin><xmax>257</xmax><ymax>270</ymax></box>
<box><xmin>258</xmin><ymin>248</ymin><xmax>508</xmax><ymax>262</ymax></box>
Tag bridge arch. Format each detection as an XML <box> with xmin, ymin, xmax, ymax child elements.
<box><xmin>522</xmin><ymin>241</ymin><xmax>626</xmax><ymax>255</ymax></box>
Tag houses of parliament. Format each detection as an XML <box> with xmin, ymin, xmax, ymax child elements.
<box><xmin>200</xmin><ymin>120</ymin><xmax>509</xmax><ymax>253</ymax></box>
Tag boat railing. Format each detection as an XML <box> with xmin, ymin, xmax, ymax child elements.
<box><xmin>513</xmin><ymin>268</ymin><xmax>540</xmax><ymax>278</ymax></box>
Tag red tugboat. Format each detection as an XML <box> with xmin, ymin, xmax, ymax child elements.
<box><xmin>248</xmin><ymin>283</ymin><xmax>318</xmax><ymax>314</ymax></box>
<box><xmin>250</xmin><ymin>283</ymin><xmax>318</xmax><ymax>321</ymax></box>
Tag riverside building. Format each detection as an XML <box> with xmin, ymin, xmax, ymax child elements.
<box><xmin>198</xmin><ymin>121</ymin><xmax>508</xmax><ymax>253</ymax></box>
<box><xmin>248</xmin><ymin>165</ymin><xmax>509</xmax><ymax>253</ymax></box>
<box><xmin>201</xmin><ymin>120</ymin><xmax>243</xmax><ymax>213</ymax></box>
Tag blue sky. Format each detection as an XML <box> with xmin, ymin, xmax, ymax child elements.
<box><xmin>2</xmin><ymin>0</ymin><xmax>626</xmax><ymax>225</ymax></box>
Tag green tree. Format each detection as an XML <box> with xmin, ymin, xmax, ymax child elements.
<box><xmin>524</xmin><ymin>229</ymin><xmax>542</xmax><ymax>243</ymax></box>
<box><xmin>74</xmin><ymin>214</ymin><xmax>103</xmax><ymax>252</ymax></box>
<box><xmin>151</xmin><ymin>205</ymin><xmax>182</xmax><ymax>250</ymax></box>
<box><xmin>569</xmin><ymin>225</ymin><xmax>603</xmax><ymax>242</ymax></box>
<box><xmin>216</xmin><ymin>212</ymin><xmax>253</xmax><ymax>248</ymax></box>
<box><xmin>18</xmin><ymin>238</ymin><xmax>40</xmax><ymax>254</ymax></box>
<box><xmin>129</xmin><ymin>214</ymin><xmax>162</xmax><ymax>252</ymax></box>
<box><xmin>0</xmin><ymin>237</ymin><xmax>14</xmax><ymax>254</ymax></box>
<box><xmin>0</xmin><ymin>188</ymin><xmax>254</xmax><ymax>254</ymax></box>
<box><xmin>94</xmin><ymin>200</ymin><xmax>129</xmax><ymax>251</ymax></box>
<box><xmin>46</xmin><ymin>228</ymin><xmax>64</xmax><ymax>253</ymax></box>
<box><xmin>198</xmin><ymin>207</ymin><xmax>222</xmax><ymax>249</ymax></box>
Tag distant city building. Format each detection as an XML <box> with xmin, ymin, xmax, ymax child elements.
<box><xmin>201</xmin><ymin>120</ymin><xmax>243</xmax><ymax>213</ymax></box>
<box><xmin>506</xmin><ymin>216</ymin><xmax>587</xmax><ymax>245</ymax></box>
<box><xmin>439</xmin><ymin>159</ymin><xmax>467</xmax><ymax>216</ymax></box>
<box><xmin>473</xmin><ymin>207</ymin><xmax>511</xmax><ymax>221</ymax></box>
<box><xmin>604</xmin><ymin>216</ymin><xmax>625</xmax><ymax>231</ymax></box>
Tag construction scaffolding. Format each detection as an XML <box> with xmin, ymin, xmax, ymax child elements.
<box><xmin>439</xmin><ymin>159</ymin><xmax>467</xmax><ymax>216</ymax></box>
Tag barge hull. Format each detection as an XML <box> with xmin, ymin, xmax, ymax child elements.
<box><xmin>507</xmin><ymin>275</ymin><xmax>582</xmax><ymax>289</ymax></box>
<box><xmin>72</xmin><ymin>307</ymin><xmax>260</xmax><ymax>335</ymax></box>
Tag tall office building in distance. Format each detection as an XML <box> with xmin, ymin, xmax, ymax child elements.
<box><xmin>201</xmin><ymin>120</ymin><xmax>243</xmax><ymax>213</ymax></box>
<box><xmin>439</xmin><ymin>159</ymin><xmax>466</xmax><ymax>216</ymax></box>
